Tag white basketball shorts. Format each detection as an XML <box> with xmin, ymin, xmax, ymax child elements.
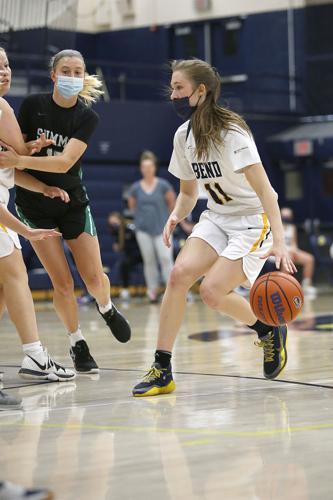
<box><xmin>0</xmin><ymin>223</ymin><xmax>21</xmax><ymax>258</ymax></box>
<box><xmin>188</xmin><ymin>210</ymin><xmax>272</xmax><ymax>286</ymax></box>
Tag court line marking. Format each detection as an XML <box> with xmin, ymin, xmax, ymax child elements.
<box><xmin>175</xmin><ymin>371</ymin><xmax>333</xmax><ymax>390</ymax></box>
<box><xmin>1</xmin><ymin>419</ymin><xmax>333</xmax><ymax>438</ymax></box>
<box><xmin>0</xmin><ymin>380</ymin><xmax>59</xmax><ymax>390</ymax></box>
<box><xmin>2</xmin><ymin>365</ymin><xmax>333</xmax><ymax>390</ymax></box>
<box><xmin>93</xmin><ymin>367</ymin><xmax>333</xmax><ymax>390</ymax></box>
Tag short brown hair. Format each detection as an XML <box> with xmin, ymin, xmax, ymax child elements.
<box><xmin>140</xmin><ymin>150</ymin><xmax>158</xmax><ymax>165</ymax></box>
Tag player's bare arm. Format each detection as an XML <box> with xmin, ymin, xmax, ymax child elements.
<box><xmin>0</xmin><ymin>98</ymin><xmax>29</xmax><ymax>155</ymax></box>
<box><xmin>163</xmin><ymin>179</ymin><xmax>198</xmax><ymax>247</ymax></box>
<box><xmin>0</xmin><ymin>204</ymin><xmax>61</xmax><ymax>240</ymax></box>
<box><xmin>243</xmin><ymin>162</ymin><xmax>296</xmax><ymax>273</ymax></box>
<box><xmin>14</xmin><ymin>170</ymin><xmax>70</xmax><ymax>203</ymax></box>
<box><xmin>0</xmin><ymin>137</ymin><xmax>86</xmax><ymax>172</ymax></box>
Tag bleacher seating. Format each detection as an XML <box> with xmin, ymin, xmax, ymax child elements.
<box><xmin>310</xmin><ymin>234</ymin><xmax>333</xmax><ymax>284</ymax></box>
<box><xmin>7</xmin><ymin>163</ymin><xmax>153</xmax><ymax>290</ymax></box>
<box><xmin>7</xmin><ymin>162</ymin><xmax>202</xmax><ymax>291</ymax></box>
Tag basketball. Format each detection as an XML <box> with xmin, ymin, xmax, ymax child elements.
<box><xmin>250</xmin><ymin>271</ymin><xmax>304</xmax><ymax>326</ymax></box>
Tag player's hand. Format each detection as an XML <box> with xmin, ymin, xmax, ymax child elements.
<box><xmin>24</xmin><ymin>228</ymin><xmax>62</xmax><ymax>241</ymax></box>
<box><xmin>0</xmin><ymin>141</ymin><xmax>19</xmax><ymax>168</ymax></box>
<box><xmin>261</xmin><ymin>243</ymin><xmax>297</xmax><ymax>274</ymax></box>
<box><xmin>26</xmin><ymin>133</ymin><xmax>55</xmax><ymax>155</ymax></box>
<box><xmin>43</xmin><ymin>186</ymin><xmax>70</xmax><ymax>203</ymax></box>
<box><xmin>163</xmin><ymin>214</ymin><xmax>179</xmax><ymax>247</ymax></box>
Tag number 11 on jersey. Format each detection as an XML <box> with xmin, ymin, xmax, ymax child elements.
<box><xmin>204</xmin><ymin>182</ymin><xmax>233</xmax><ymax>205</ymax></box>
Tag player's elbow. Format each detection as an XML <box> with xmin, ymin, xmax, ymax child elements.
<box><xmin>260</xmin><ymin>186</ymin><xmax>278</xmax><ymax>203</ymax></box>
<box><xmin>59</xmin><ymin>156</ymin><xmax>75</xmax><ymax>173</ymax></box>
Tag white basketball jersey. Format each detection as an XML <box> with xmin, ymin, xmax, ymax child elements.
<box><xmin>0</xmin><ymin>108</ymin><xmax>21</xmax><ymax>256</ymax></box>
<box><xmin>169</xmin><ymin>121</ymin><xmax>273</xmax><ymax>216</ymax></box>
<box><xmin>0</xmin><ymin>167</ymin><xmax>14</xmax><ymax>207</ymax></box>
<box><xmin>0</xmin><ymin>164</ymin><xmax>20</xmax><ymax>256</ymax></box>
<box><xmin>0</xmin><ymin>108</ymin><xmax>14</xmax><ymax>207</ymax></box>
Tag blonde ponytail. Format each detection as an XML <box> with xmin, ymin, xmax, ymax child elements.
<box><xmin>80</xmin><ymin>73</ymin><xmax>104</xmax><ymax>104</ymax></box>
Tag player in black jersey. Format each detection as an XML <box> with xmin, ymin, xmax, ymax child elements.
<box><xmin>0</xmin><ymin>46</ymin><xmax>75</xmax><ymax>387</ymax></box>
<box><xmin>0</xmin><ymin>49</ymin><xmax>131</xmax><ymax>373</ymax></box>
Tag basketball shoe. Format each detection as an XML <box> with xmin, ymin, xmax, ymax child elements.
<box><xmin>19</xmin><ymin>349</ymin><xmax>76</xmax><ymax>382</ymax></box>
<box><xmin>70</xmin><ymin>340</ymin><xmax>99</xmax><ymax>374</ymax></box>
<box><xmin>0</xmin><ymin>481</ymin><xmax>53</xmax><ymax>500</ymax></box>
<box><xmin>255</xmin><ymin>325</ymin><xmax>288</xmax><ymax>379</ymax></box>
<box><xmin>95</xmin><ymin>301</ymin><xmax>131</xmax><ymax>343</ymax></box>
<box><xmin>0</xmin><ymin>391</ymin><xmax>22</xmax><ymax>411</ymax></box>
<box><xmin>132</xmin><ymin>362</ymin><xmax>176</xmax><ymax>397</ymax></box>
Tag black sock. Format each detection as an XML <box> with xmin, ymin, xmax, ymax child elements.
<box><xmin>247</xmin><ymin>320</ymin><xmax>272</xmax><ymax>339</ymax></box>
<box><xmin>155</xmin><ymin>350</ymin><xmax>172</xmax><ymax>368</ymax></box>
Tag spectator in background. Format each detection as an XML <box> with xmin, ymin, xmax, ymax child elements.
<box><xmin>127</xmin><ymin>151</ymin><xmax>176</xmax><ymax>303</ymax></box>
<box><xmin>281</xmin><ymin>207</ymin><xmax>317</xmax><ymax>296</ymax></box>
<box><xmin>108</xmin><ymin>212</ymin><xmax>142</xmax><ymax>301</ymax></box>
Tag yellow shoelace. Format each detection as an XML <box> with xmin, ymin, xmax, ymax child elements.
<box><xmin>142</xmin><ymin>366</ymin><xmax>162</xmax><ymax>382</ymax></box>
<box><xmin>255</xmin><ymin>333</ymin><xmax>275</xmax><ymax>362</ymax></box>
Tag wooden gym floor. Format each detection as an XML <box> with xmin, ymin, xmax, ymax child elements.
<box><xmin>1</xmin><ymin>291</ymin><xmax>333</xmax><ymax>499</ymax></box>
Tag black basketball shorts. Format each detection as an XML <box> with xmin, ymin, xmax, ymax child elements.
<box><xmin>15</xmin><ymin>185</ymin><xmax>97</xmax><ymax>240</ymax></box>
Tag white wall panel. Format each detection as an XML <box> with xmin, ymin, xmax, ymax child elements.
<box><xmin>77</xmin><ymin>0</ymin><xmax>313</xmax><ymax>32</ymax></box>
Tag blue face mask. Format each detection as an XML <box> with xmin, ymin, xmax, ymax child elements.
<box><xmin>56</xmin><ymin>75</ymin><xmax>84</xmax><ymax>99</ymax></box>
<box><xmin>172</xmin><ymin>89</ymin><xmax>200</xmax><ymax>121</ymax></box>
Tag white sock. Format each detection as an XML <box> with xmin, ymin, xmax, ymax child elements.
<box><xmin>69</xmin><ymin>328</ymin><xmax>85</xmax><ymax>347</ymax></box>
<box><xmin>302</xmin><ymin>278</ymin><xmax>312</xmax><ymax>287</ymax></box>
<box><xmin>98</xmin><ymin>299</ymin><xmax>112</xmax><ymax>314</ymax></box>
<box><xmin>22</xmin><ymin>341</ymin><xmax>43</xmax><ymax>356</ymax></box>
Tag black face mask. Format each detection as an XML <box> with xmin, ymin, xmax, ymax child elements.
<box><xmin>172</xmin><ymin>89</ymin><xmax>200</xmax><ymax>121</ymax></box>
<box><xmin>109</xmin><ymin>223</ymin><xmax>120</xmax><ymax>233</ymax></box>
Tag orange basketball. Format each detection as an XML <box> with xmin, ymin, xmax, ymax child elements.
<box><xmin>250</xmin><ymin>271</ymin><xmax>304</xmax><ymax>326</ymax></box>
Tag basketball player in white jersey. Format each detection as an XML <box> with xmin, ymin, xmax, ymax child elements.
<box><xmin>0</xmin><ymin>49</ymin><xmax>75</xmax><ymax>408</ymax></box>
<box><xmin>133</xmin><ymin>58</ymin><xmax>296</xmax><ymax>397</ymax></box>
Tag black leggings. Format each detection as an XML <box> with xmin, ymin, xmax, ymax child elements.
<box><xmin>119</xmin><ymin>254</ymin><xmax>142</xmax><ymax>287</ymax></box>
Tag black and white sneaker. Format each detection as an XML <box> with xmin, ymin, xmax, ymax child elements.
<box><xmin>19</xmin><ymin>349</ymin><xmax>76</xmax><ymax>382</ymax></box>
<box><xmin>95</xmin><ymin>301</ymin><xmax>131</xmax><ymax>343</ymax></box>
<box><xmin>0</xmin><ymin>391</ymin><xmax>23</xmax><ymax>411</ymax></box>
<box><xmin>0</xmin><ymin>481</ymin><xmax>54</xmax><ymax>499</ymax></box>
<box><xmin>70</xmin><ymin>340</ymin><xmax>99</xmax><ymax>374</ymax></box>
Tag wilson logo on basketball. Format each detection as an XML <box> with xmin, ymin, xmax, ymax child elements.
<box><xmin>293</xmin><ymin>296</ymin><xmax>302</xmax><ymax>308</ymax></box>
<box><xmin>250</xmin><ymin>271</ymin><xmax>304</xmax><ymax>326</ymax></box>
<box><xmin>270</xmin><ymin>292</ymin><xmax>286</xmax><ymax>324</ymax></box>
<box><xmin>257</xmin><ymin>295</ymin><xmax>265</xmax><ymax>317</ymax></box>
